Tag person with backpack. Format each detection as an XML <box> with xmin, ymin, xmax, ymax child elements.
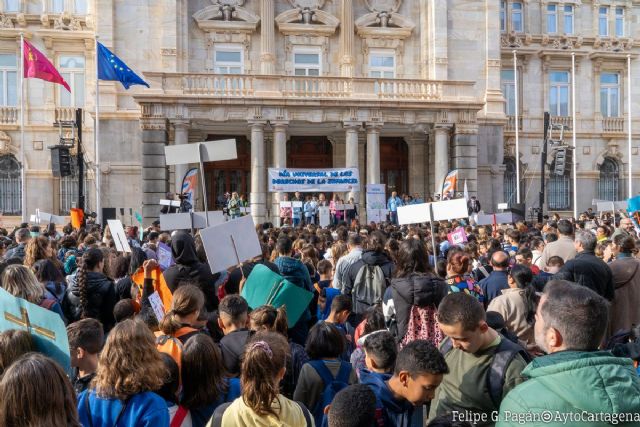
<box><xmin>209</xmin><ymin>332</ymin><xmax>314</xmax><ymax>426</ymax></box>
<box><xmin>343</xmin><ymin>231</ymin><xmax>394</xmax><ymax>327</ymax></box>
<box><xmin>155</xmin><ymin>284</ymin><xmax>205</xmax><ymax>371</ymax></box>
<box><xmin>293</xmin><ymin>321</ymin><xmax>358</xmax><ymax>427</ymax></box>
<box><xmin>389</xmin><ymin>239</ymin><xmax>448</xmax><ymax>348</ymax></box>
<box><xmin>163</xmin><ymin>231</ymin><xmax>219</xmax><ymax>312</ymax></box>
<box><xmin>497</xmin><ymin>281</ymin><xmax>640</xmax><ymax>426</ymax></box>
<box><xmin>1</xmin><ymin>264</ymin><xmax>67</xmax><ymax>323</ymax></box>
<box><xmin>178</xmin><ymin>334</ymin><xmax>241</xmax><ymax>427</ymax></box>
<box><xmin>217</xmin><ymin>295</ymin><xmax>251</xmax><ymax>376</ymax></box>
<box><xmin>428</xmin><ymin>293</ymin><xmax>529</xmax><ymax>426</ymax></box>
<box><xmin>77</xmin><ymin>319</ymin><xmax>169</xmax><ymax>426</ymax></box>
<box><xmin>361</xmin><ymin>340</ymin><xmax>449</xmax><ymax>427</ymax></box>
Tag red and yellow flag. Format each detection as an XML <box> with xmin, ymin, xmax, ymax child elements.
<box><xmin>23</xmin><ymin>39</ymin><xmax>71</xmax><ymax>92</ymax></box>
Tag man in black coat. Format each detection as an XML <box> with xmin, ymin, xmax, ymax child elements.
<box><xmin>554</xmin><ymin>230</ymin><xmax>614</xmax><ymax>300</ymax></box>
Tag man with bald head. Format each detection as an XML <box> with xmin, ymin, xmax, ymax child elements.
<box><xmin>478</xmin><ymin>251</ymin><xmax>510</xmax><ymax>307</ymax></box>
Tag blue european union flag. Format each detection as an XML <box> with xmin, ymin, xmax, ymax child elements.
<box><xmin>97</xmin><ymin>42</ymin><xmax>149</xmax><ymax>89</ymax></box>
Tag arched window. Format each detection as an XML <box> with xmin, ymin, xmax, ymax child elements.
<box><xmin>598</xmin><ymin>158</ymin><xmax>619</xmax><ymax>201</ymax></box>
<box><xmin>503</xmin><ymin>157</ymin><xmax>517</xmax><ymax>204</ymax></box>
<box><xmin>0</xmin><ymin>154</ymin><xmax>21</xmax><ymax>215</ymax></box>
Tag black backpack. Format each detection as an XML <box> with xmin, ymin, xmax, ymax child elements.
<box><xmin>440</xmin><ymin>335</ymin><xmax>532</xmax><ymax>409</ymax></box>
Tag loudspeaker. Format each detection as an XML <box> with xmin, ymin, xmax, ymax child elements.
<box><xmin>50</xmin><ymin>146</ymin><xmax>72</xmax><ymax>178</ymax></box>
<box><xmin>102</xmin><ymin>208</ymin><xmax>116</xmax><ymax>228</ymax></box>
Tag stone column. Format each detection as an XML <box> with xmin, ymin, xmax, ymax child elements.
<box><xmin>271</xmin><ymin>121</ymin><xmax>288</xmax><ymax>225</ymax></box>
<box><xmin>405</xmin><ymin>135</ymin><xmax>427</xmax><ymax>199</ymax></box>
<box><xmin>172</xmin><ymin>120</ymin><xmax>190</xmax><ymax>194</ymax></box>
<box><xmin>433</xmin><ymin>126</ymin><xmax>450</xmax><ymax>196</ymax></box>
<box><xmin>452</xmin><ymin>124</ymin><xmax>479</xmax><ymax>197</ymax></box>
<box><xmin>260</xmin><ymin>0</ymin><xmax>275</xmax><ymax>74</ymax></box>
<box><xmin>141</xmin><ymin>117</ymin><xmax>168</xmax><ymax>227</ymax></box>
<box><xmin>339</xmin><ymin>0</ymin><xmax>354</xmax><ymax>77</ymax></box>
<box><xmin>344</xmin><ymin>122</ymin><xmax>360</xmax><ymax>200</ymax></box>
<box><xmin>366</xmin><ymin>123</ymin><xmax>382</xmax><ymax>185</ymax></box>
<box><xmin>249</xmin><ymin>121</ymin><xmax>267</xmax><ymax>223</ymax></box>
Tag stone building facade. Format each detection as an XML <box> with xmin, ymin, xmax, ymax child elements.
<box><xmin>0</xmin><ymin>0</ymin><xmax>638</xmax><ymax>226</ymax></box>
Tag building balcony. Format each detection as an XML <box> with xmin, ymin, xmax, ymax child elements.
<box><xmin>0</xmin><ymin>106</ymin><xmax>18</xmax><ymax>125</ymax></box>
<box><xmin>141</xmin><ymin>73</ymin><xmax>478</xmax><ymax>106</ymax></box>
<box><xmin>505</xmin><ymin>115</ymin><xmax>522</xmax><ymax>131</ymax></box>
<box><xmin>602</xmin><ymin>116</ymin><xmax>625</xmax><ymax>133</ymax></box>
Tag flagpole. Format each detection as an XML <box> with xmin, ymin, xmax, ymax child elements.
<box><xmin>20</xmin><ymin>33</ymin><xmax>26</xmax><ymax>223</ymax></box>
<box><xmin>628</xmin><ymin>54</ymin><xmax>633</xmax><ymax>198</ymax></box>
<box><xmin>95</xmin><ymin>37</ymin><xmax>101</xmax><ymax>227</ymax></box>
<box><xmin>513</xmin><ymin>49</ymin><xmax>520</xmax><ymax>204</ymax></box>
<box><xmin>571</xmin><ymin>52</ymin><xmax>577</xmax><ymax>219</ymax></box>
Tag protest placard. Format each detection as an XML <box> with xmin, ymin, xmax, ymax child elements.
<box><xmin>200</xmin><ymin>215</ymin><xmax>262</xmax><ymax>273</ymax></box>
<box><xmin>107</xmin><ymin>219</ymin><xmax>131</xmax><ymax>253</ymax></box>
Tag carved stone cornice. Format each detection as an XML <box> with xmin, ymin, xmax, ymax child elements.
<box><xmin>355</xmin><ymin>13</ymin><xmax>414</xmax><ymax>39</ymax></box>
<box><xmin>541</xmin><ymin>34</ymin><xmax>583</xmax><ymax>50</ymax></box>
<box><xmin>193</xmin><ymin>5</ymin><xmax>260</xmax><ymax>34</ymax></box>
<box><xmin>501</xmin><ymin>31</ymin><xmax>532</xmax><ymax>48</ymax></box>
<box><xmin>275</xmin><ymin>8</ymin><xmax>339</xmax><ymax>36</ymax></box>
<box><xmin>140</xmin><ymin>117</ymin><xmax>167</xmax><ymax>131</ymax></box>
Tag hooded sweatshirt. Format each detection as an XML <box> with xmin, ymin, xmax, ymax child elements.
<box><xmin>318</xmin><ymin>288</ymin><xmax>340</xmax><ymax>321</ymax></box>
<box><xmin>359</xmin><ymin>369</ymin><xmax>415</xmax><ymax>427</ymax></box>
<box><xmin>163</xmin><ymin>232</ymin><xmax>219</xmax><ymax>312</ymax></box>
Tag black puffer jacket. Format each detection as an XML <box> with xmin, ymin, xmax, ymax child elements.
<box><xmin>65</xmin><ymin>271</ymin><xmax>117</xmax><ymax>332</ymax></box>
<box><xmin>163</xmin><ymin>232</ymin><xmax>219</xmax><ymax>311</ymax></box>
<box><xmin>343</xmin><ymin>250</ymin><xmax>395</xmax><ymax>296</ymax></box>
<box><xmin>390</xmin><ymin>272</ymin><xmax>448</xmax><ymax>340</ymax></box>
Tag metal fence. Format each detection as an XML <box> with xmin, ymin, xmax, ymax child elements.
<box><xmin>548</xmin><ymin>174</ymin><xmax>571</xmax><ymax>210</ymax></box>
<box><xmin>0</xmin><ymin>177</ymin><xmax>21</xmax><ymax>215</ymax></box>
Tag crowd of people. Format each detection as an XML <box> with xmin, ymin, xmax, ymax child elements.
<box><xmin>0</xmin><ymin>203</ymin><xmax>640</xmax><ymax>426</ymax></box>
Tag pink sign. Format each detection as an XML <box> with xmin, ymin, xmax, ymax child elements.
<box><xmin>447</xmin><ymin>228</ymin><xmax>468</xmax><ymax>246</ymax></box>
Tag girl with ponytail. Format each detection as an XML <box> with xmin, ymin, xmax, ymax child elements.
<box><xmin>208</xmin><ymin>332</ymin><xmax>313</xmax><ymax>427</ymax></box>
<box><xmin>66</xmin><ymin>248</ymin><xmax>117</xmax><ymax>332</ymax></box>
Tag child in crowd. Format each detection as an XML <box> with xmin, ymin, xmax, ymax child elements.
<box><xmin>209</xmin><ymin>332</ymin><xmax>313</xmax><ymax>426</ymax></box>
<box><xmin>327</xmin><ymin>384</ymin><xmax>378</xmax><ymax>427</ymax></box>
<box><xmin>294</xmin><ymin>321</ymin><xmax>358</xmax><ymax>424</ymax></box>
<box><xmin>66</xmin><ymin>318</ymin><xmax>104</xmax><ymax>395</ymax></box>
<box><xmin>0</xmin><ymin>329</ymin><xmax>34</xmax><ymax>376</ymax></box>
<box><xmin>77</xmin><ymin>319</ymin><xmax>169</xmax><ymax>426</ymax></box>
<box><xmin>324</xmin><ymin>294</ymin><xmax>355</xmax><ymax>360</ymax></box>
<box><xmin>360</xmin><ymin>340</ymin><xmax>448</xmax><ymax>427</ymax></box>
<box><xmin>351</xmin><ymin>306</ymin><xmax>387</xmax><ymax>376</ymax></box>
<box><xmin>155</xmin><ymin>353</ymin><xmax>190</xmax><ymax>426</ymax></box>
<box><xmin>316</xmin><ymin>259</ymin><xmax>333</xmax><ymax>290</ymax></box>
<box><xmin>217</xmin><ymin>294</ymin><xmax>251</xmax><ymax>376</ymax></box>
<box><xmin>317</xmin><ymin>287</ymin><xmax>340</xmax><ymax>321</ymax></box>
<box><xmin>113</xmin><ymin>298</ymin><xmax>136</xmax><ymax>323</ymax></box>
<box><xmin>249</xmin><ymin>305</ymin><xmax>308</xmax><ymax>399</ymax></box>
<box><xmin>180</xmin><ymin>334</ymin><xmax>241</xmax><ymax>427</ymax></box>
<box><xmin>0</xmin><ymin>353</ymin><xmax>81</xmax><ymax>427</ymax></box>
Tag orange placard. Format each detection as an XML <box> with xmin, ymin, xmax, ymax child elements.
<box><xmin>70</xmin><ymin>208</ymin><xmax>84</xmax><ymax>229</ymax></box>
<box><xmin>131</xmin><ymin>266</ymin><xmax>173</xmax><ymax>313</ymax></box>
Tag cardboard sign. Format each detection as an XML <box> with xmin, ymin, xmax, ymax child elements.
<box><xmin>107</xmin><ymin>219</ymin><xmax>132</xmax><ymax>253</ymax></box>
<box><xmin>200</xmin><ymin>215</ymin><xmax>262</xmax><ymax>273</ymax></box>
<box><xmin>164</xmin><ymin>139</ymin><xmax>237</xmax><ymax>165</ymax></box>
<box><xmin>160</xmin><ymin>199</ymin><xmax>181</xmax><ymax>207</ymax></box>
<box><xmin>292</xmin><ymin>201</ymin><xmax>303</xmax><ymax>209</ymax></box>
<box><xmin>319</xmin><ymin>206</ymin><xmax>330</xmax><ymax>227</ymax></box>
<box><xmin>279</xmin><ymin>201</ymin><xmax>292</xmax><ymax>208</ymax></box>
<box><xmin>398</xmin><ymin>203</ymin><xmax>432</xmax><ymax>225</ymax></box>
<box><xmin>447</xmin><ymin>228</ymin><xmax>468</xmax><ymax>245</ymax></box>
<box><xmin>159</xmin><ymin>211</ymin><xmax>224</xmax><ymax>230</ymax></box>
<box><xmin>398</xmin><ymin>198</ymin><xmax>469</xmax><ymax>225</ymax></box>
<box><xmin>31</xmin><ymin>210</ymin><xmax>66</xmax><ymax>225</ymax></box>
<box><xmin>148</xmin><ymin>292</ymin><xmax>165</xmax><ymax>322</ymax></box>
<box><xmin>0</xmin><ymin>287</ymin><xmax>71</xmax><ymax>375</ymax></box>
<box><xmin>157</xmin><ymin>242</ymin><xmax>174</xmax><ymax>270</ymax></box>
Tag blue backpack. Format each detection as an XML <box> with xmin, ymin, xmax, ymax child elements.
<box><xmin>308</xmin><ymin>360</ymin><xmax>352</xmax><ymax>427</ymax></box>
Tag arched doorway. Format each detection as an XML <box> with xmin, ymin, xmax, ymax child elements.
<box><xmin>598</xmin><ymin>157</ymin><xmax>620</xmax><ymax>201</ymax></box>
<box><xmin>287</xmin><ymin>136</ymin><xmax>333</xmax><ymax>168</ymax></box>
<box><xmin>205</xmin><ymin>136</ymin><xmax>250</xmax><ymax>210</ymax></box>
<box><xmin>380</xmin><ymin>138</ymin><xmax>408</xmax><ymax>196</ymax></box>
<box><xmin>0</xmin><ymin>154</ymin><xmax>21</xmax><ymax>215</ymax></box>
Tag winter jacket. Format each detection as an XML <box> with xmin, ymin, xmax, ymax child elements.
<box><xmin>555</xmin><ymin>250</ymin><xmax>614</xmax><ymax>300</ymax></box>
<box><xmin>343</xmin><ymin>250</ymin><xmax>394</xmax><ymax>297</ymax></box>
<box><xmin>479</xmin><ymin>270</ymin><xmax>509</xmax><ymax>307</ymax></box>
<box><xmin>608</xmin><ymin>255</ymin><xmax>640</xmax><ymax>337</ymax></box>
<box><xmin>497</xmin><ymin>350</ymin><xmax>640</xmax><ymax>427</ymax></box>
<box><xmin>163</xmin><ymin>231</ymin><xmax>219</xmax><ymax>312</ymax></box>
<box><xmin>78</xmin><ymin>390</ymin><xmax>169</xmax><ymax>427</ymax></box>
<box><xmin>538</xmin><ymin>235</ymin><xmax>577</xmax><ymax>266</ymax></box>
<box><xmin>274</xmin><ymin>256</ymin><xmax>313</xmax><ymax>293</ymax></box>
<box><xmin>486</xmin><ymin>288</ymin><xmax>535</xmax><ymax>346</ymax></box>
<box><xmin>3</xmin><ymin>243</ymin><xmax>25</xmax><ymax>261</ymax></box>
<box><xmin>390</xmin><ymin>273</ymin><xmax>448</xmax><ymax>341</ymax></box>
<box><xmin>66</xmin><ymin>271</ymin><xmax>117</xmax><ymax>332</ymax></box>
<box><xmin>360</xmin><ymin>369</ymin><xmax>416</xmax><ymax>427</ymax></box>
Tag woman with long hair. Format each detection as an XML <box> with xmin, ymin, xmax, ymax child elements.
<box><xmin>0</xmin><ymin>353</ymin><xmax>81</xmax><ymax>427</ymax></box>
<box><xmin>209</xmin><ymin>332</ymin><xmax>312</xmax><ymax>426</ymax></box>
<box><xmin>177</xmin><ymin>334</ymin><xmax>240</xmax><ymax>427</ymax></box>
<box><xmin>487</xmin><ymin>264</ymin><xmax>537</xmax><ymax>347</ymax></box>
<box><xmin>32</xmin><ymin>258</ymin><xmax>67</xmax><ymax>303</ymax></box>
<box><xmin>77</xmin><ymin>319</ymin><xmax>169</xmax><ymax>426</ymax></box>
<box><xmin>388</xmin><ymin>239</ymin><xmax>448</xmax><ymax>347</ymax></box>
<box><xmin>66</xmin><ymin>248</ymin><xmax>117</xmax><ymax>332</ymax></box>
<box><xmin>2</xmin><ymin>264</ymin><xmax>66</xmax><ymax>322</ymax></box>
<box><xmin>249</xmin><ymin>305</ymin><xmax>309</xmax><ymax>399</ymax></box>
<box><xmin>24</xmin><ymin>235</ymin><xmax>56</xmax><ymax>268</ymax></box>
